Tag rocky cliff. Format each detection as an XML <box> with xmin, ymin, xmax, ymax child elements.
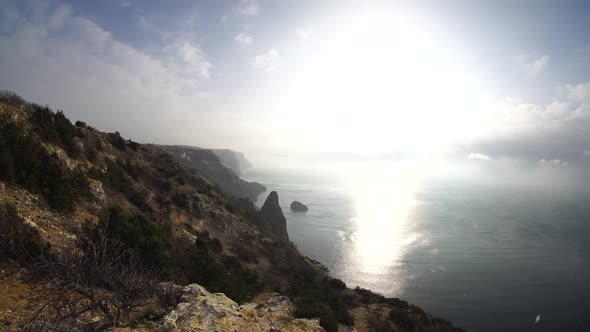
<box><xmin>255</xmin><ymin>191</ymin><xmax>289</xmax><ymax>241</ymax></box>
<box><xmin>159</xmin><ymin>145</ymin><xmax>265</xmax><ymax>201</ymax></box>
<box><xmin>0</xmin><ymin>92</ymin><xmax>464</xmax><ymax>332</ymax></box>
<box><xmin>210</xmin><ymin>149</ymin><xmax>253</xmax><ymax>174</ymax></box>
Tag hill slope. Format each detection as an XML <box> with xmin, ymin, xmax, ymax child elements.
<box><xmin>0</xmin><ymin>91</ymin><xmax>464</xmax><ymax>332</ymax></box>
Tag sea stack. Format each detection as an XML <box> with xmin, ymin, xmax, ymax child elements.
<box><xmin>290</xmin><ymin>201</ymin><xmax>308</xmax><ymax>212</ymax></box>
<box><xmin>255</xmin><ymin>191</ymin><xmax>289</xmax><ymax>241</ymax></box>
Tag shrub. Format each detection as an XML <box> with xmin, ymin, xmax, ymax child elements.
<box><xmin>0</xmin><ymin>90</ymin><xmax>26</xmax><ymax>107</ymax></box>
<box><xmin>0</xmin><ymin>114</ymin><xmax>89</xmax><ymax>210</ymax></box>
<box><xmin>29</xmin><ymin>220</ymin><xmax>160</xmax><ymax>330</ymax></box>
<box><xmin>0</xmin><ymin>203</ymin><xmax>47</xmax><ymax>263</ymax></box>
<box><xmin>30</xmin><ymin>107</ymin><xmax>81</xmax><ymax>158</ymax></box>
<box><xmin>389</xmin><ymin>307</ymin><xmax>415</xmax><ymax>331</ymax></box>
<box><xmin>101</xmin><ymin>159</ymin><xmax>150</xmax><ymax>209</ymax></box>
<box><xmin>108</xmin><ymin>131</ymin><xmax>126</xmax><ymax>150</ymax></box>
<box><xmin>172</xmin><ymin>232</ymin><xmax>262</xmax><ymax>303</ymax></box>
<box><xmin>101</xmin><ymin>206</ymin><xmax>173</xmax><ymax>269</ymax></box>
<box><xmin>295</xmin><ymin>301</ymin><xmax>339</xmax><ymax>332</ymax></box>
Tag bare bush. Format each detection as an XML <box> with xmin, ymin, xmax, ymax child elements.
<box><xmin>27</xmin><ymin>220</ymin><xmax>160</xmax><ymax>330</ymax></box>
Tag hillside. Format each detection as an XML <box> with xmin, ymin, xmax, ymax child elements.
<box><xmin>158</xmin><ymin>145</ymin><xmax>265</xmax><ymax>201</ymax></box>
<box><xmin>0</xmin><ymin>91</ymin><xmax>464</xmax><ymax>332</ymax></box>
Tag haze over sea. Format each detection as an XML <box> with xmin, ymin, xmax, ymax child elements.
<box><xmin>243</xmin><ymin>162</ymin><xmax>590</xmax><ymax>332</ymax></box>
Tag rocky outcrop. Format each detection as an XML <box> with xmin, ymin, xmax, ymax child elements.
<box><xmin>290</xmin><ymin>201</ymin><xmax>308</xmax><ymax>212</ymax></box>
<box><xmin>157</xmin><ymin>284</ymin><xmax>324</xmax><ymax>332</ymax></box>
<box><xmin>255</xmin><ymin>191</ymin><xmax>289</xmax><ymax>241</ymax></box>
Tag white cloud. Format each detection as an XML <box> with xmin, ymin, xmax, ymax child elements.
<box><xmin>566</xmin><ymin>82</ymin><xmax>590</xmax><ymax>102</ymax></box>
<box><xmin>0</xmin><ymin>1</ymin><xmax>265</xmax><ymax>151</ymax></box>
<box><xmin>467</xmin><ymin>152</ymin><xmax>492</xmax><ymax>161</ymax></box>
<box><xmin>517</xmin><ymin>54</ymin><xmax>550</xmax><ymax>77</ymax></box>
<box><xmin>296</xmin><ymin>28</ymin><xmax>313</xmax><ymax>39</ymax></box>
<box><xmin>234</xmin><ymin>32</ymin><xmax>253</xmax><ymax>47</ymax></box>
<box><xmin>544</xmin><ymin>101</ymin><xmax>570</xmax><ymax>118</ymax></box>
<box><xmin>538</xmin><ymin>158</ymin><xmax>568</xmax><ymax>166</ymax></box>
<box><xmin>251</xmin><ymin>48</ymin><xmax>280</xmax><ymax>71</ymax></box>
<box><xmin>234</xmin><ymin>0</ymin><xmax>258</xmax><ymax>16</ymax></box>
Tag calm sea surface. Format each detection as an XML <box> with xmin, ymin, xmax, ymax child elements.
<box><xmin>242</xmin><ymin>165</ymin><xmax>590</xmax><ymax>331</ymax></box>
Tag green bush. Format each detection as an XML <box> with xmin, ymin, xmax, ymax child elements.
<box><xmin>0</xmin><ymin>114</ymin><xmax>89</xmax><ymax>210</ymax></box>
<box><xmin>102</xmin><ymin>207</ymin><xmax>173</xmax><ymax>269</ymax></box>
<box><xmin>0</xmin><ymin>203</ymin><xmax>47</xmax><ymax>263</ymax></box>
<box><xmin>172</xmin><ymin>231</ymin><xmax>262</xmax><ymax>303</ymax></box>
<box><xmin>100</xmin><ymin>159</ymin><xmax>150</xmax><ymax>209</ymax></box>
<box><xmin>389</xmin><ymin>307</ymin><xmax>416</xmax><ymax>331</ymax></box>
<box><xmin>295</xmin><ymin>301</ymin><xmax>339</xmax><ymax>332</ymax></box>
<box><xmin>30</xmin><ymin>107</ymin><xmax>81</xmax><ymax>158</ymax></box>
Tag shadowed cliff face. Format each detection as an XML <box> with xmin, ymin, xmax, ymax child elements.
<box><xmin>256</xmin><ymin>191</ymin><xmax>289</xmax><ymax>241</ymax></box>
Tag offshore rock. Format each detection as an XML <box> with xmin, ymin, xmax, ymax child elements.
<box><xmin>290</xmin><ymin>201</ymin><xmax>308</xmax><ymax>212</ymax></box>
<box><xmin>255</xmin><ymin>191</ymin><xmax>289</xmax><ymax>241</ymax></box>
<box><xmin>159</xmin><ymin>284</ymin><xmax>324</xmax><ymax>332</ymax></box>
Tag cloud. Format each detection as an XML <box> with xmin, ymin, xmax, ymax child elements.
<box><xmin>233</xmin><ymin>0</ymin><xmax>258</xmax><ymax>16</ymax></box>
<box><xmin>0</xmin><ymin>1</ymin><xmax>265</xmax><ymax>150</ymax></box>
<box><xmin>517</xmin><ymin>54</ymin><xmax>550</xmax><ymax>77</ymax></box>
<box><xmin>467</xmin><ymin>152</ymin><xmax>492</xmax><ymax>161</ymax></box>
<box><xmin>583</xmin><ymin>150</ymin><xmax>590</xmax><ymax>156</ymax></box>
<box><xmin>566</xmin><ymin>82</ymin><xmax>590</xmax><ymax>102</ymax></box>
<box><xmin>459</xmin><ymin>91</ymin><xmax>590</xmax><ymax>163</ymax></box>
<box><xmin>250</xmin><ymin>48</ymin><xmax>280</xmax><ymax>71</ymax></box>
<box><xmin>538</xmin><ymin>158</ymin><xmax>568</xmax><ymax>166</ymax></box>
<box><xmin>119</xmin><ymin>1</ymin><xmax>132</xmax><ymax>8</ymax></box>
<box><xmin>234</xmin><ymin>32</ymin><xmax>253</xmax><ymax>47</ymax></box>
<box><xmin>296</xmin><ymin>28</ymin><xmax>313</xmax><ymax>39</ymax></box>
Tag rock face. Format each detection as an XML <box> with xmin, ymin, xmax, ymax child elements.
<box><xmin>256</xmin><ymin>191</ymin><xmax>289</xmax><ymax>241</ymax></box>
<box><xmin>290</xmin><ymin>201</ymin><xmax>308</xmax><ymax>212</ymax></box>
<box><xmin>159</xmin><ymin>284</ymin><xmax>324</xmax><ymax>332</ymax></box>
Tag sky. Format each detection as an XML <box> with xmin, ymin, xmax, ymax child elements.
<box><xmin>2</xmin><ymin>0</ymin><xmax>590</xmax><ymax>166</ymax></box>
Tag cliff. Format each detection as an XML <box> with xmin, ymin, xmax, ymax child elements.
<box><xmin>0</xmin><ymin>92</ymin><xmax>464</xmax><ymax>332</ymax></box>
<box><xmin>255</xmin><ymin>191</ymin><xmax>289</xmax><ymax>241</ymax></box>
<box><xmin>159</xmin><ymin>145</ymin><xmax>265</xmax><ymax>201</ymax></box>
<box><xmin>210</xmin><ymin>149</ymin><xmax>253</xmax><ymax>174</ymax></box>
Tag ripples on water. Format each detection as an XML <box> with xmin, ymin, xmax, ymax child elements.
<box><xmin>242</xmin><ymin>166</ymin><xmax>590</xmax><ymax>331</ymax></box>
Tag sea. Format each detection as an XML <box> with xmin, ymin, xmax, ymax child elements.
<box><xmin>242</xmin><ymin>163</ymin><xmax>590</xmax><ymax>332</ymax></box>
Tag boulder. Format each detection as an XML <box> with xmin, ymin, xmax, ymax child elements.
<box><xmin>157</xmin><ymin>284</ymin><xmax>324</xmax><ymax>332</ymax></box>
<box><xmin>290</xmin><ymin>201</ymin><xmax>308</xmax><ymax>212</ymax></box>
<box><xmin>255</xmin><ymin>191</ymin><xmax>289</xmax><ymax>241</ymax></box>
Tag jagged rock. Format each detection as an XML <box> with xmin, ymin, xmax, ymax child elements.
<box><xmin>290</xmin><ymin>201</ymin><xmax>308</xmax><ymax>212</ymax></box>
<box><xmin>158</xmin><ymin>284</ymin><xmax>324</xmax><ymax>332</ymax></box>
<box><xmin>255</xmin><ymin>191</ymin><xmax>289</xmax><ymax>241</ymax></box>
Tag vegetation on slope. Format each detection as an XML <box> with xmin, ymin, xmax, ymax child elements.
<box><xmin>0</xmin><ymin>91</ymin><xmax>463</xmax><ymax>332</ymax></box>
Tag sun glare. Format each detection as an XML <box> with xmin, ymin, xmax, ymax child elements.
<box><xmin>277</xmin><ymin>10</ymin><xmax>488</xmax><ymax>155</ymax></box>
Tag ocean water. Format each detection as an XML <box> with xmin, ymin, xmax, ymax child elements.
<box><xmin>242</xmin><ymin>165</ymin><xmax>590</xmax><ymax>331</ymax></box>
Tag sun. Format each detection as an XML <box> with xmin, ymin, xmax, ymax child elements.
<box><xmin>276</xmin><ymin>9</ymin><xmax>488</xmax><ymax>156</ymax></box>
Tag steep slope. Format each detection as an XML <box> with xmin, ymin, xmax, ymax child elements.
<box><xmin>0</xmin><ymin>92</ymin><xmax>464</xmax><ymax>332</ymax></box>
<box><xmin>210</xmin><ymin>148</ymin><xmax>253</xmax><ymax>174</ymax></box>
<box><xmin>159</xmin><ymin>145</ymin><xmax>265</xmax><ymax>201</ymax></box>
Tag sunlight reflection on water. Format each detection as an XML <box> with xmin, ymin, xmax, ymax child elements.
<box><xmin>339</xmin><ymin>164</ymin><xmax>422</xmax><ymax>294</ymax></box>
